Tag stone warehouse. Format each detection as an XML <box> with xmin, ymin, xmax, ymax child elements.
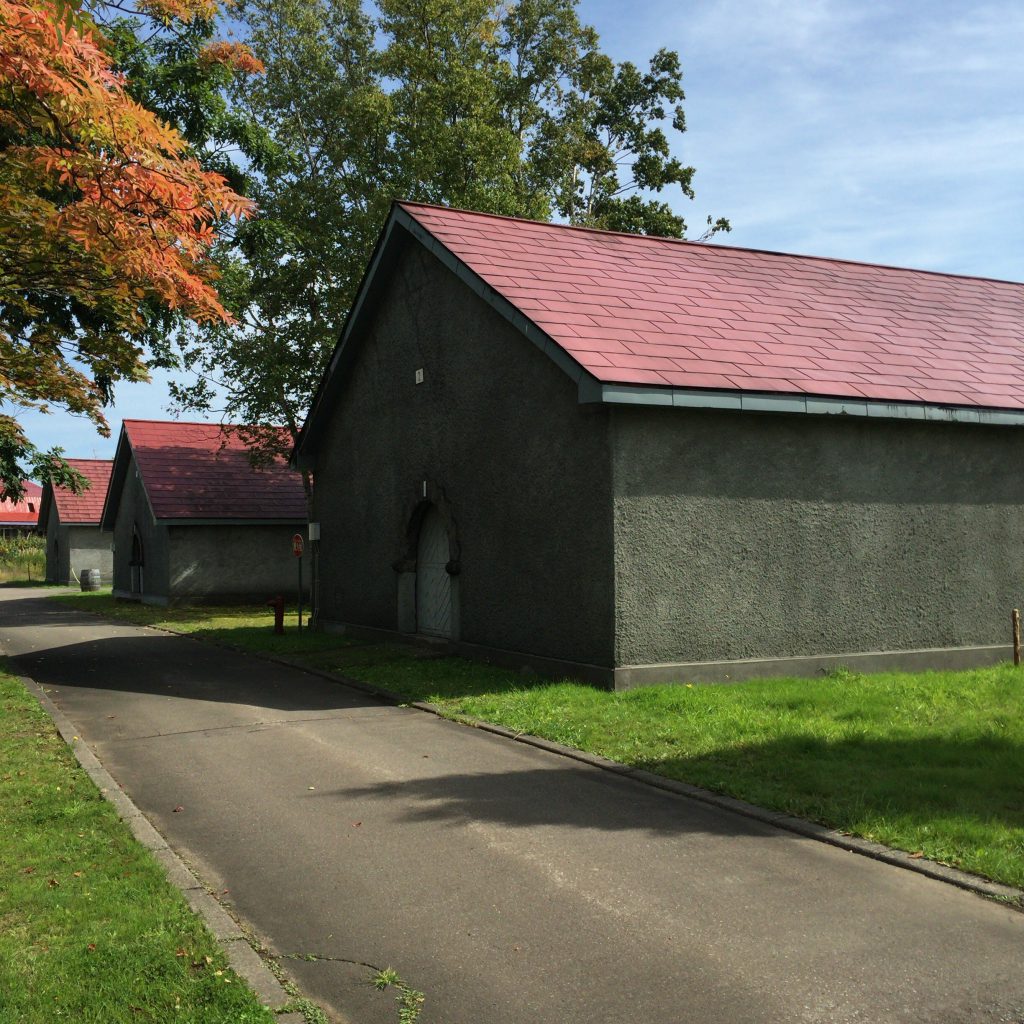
<box><xmin>296</xmin><ymin>201</ymin><xmax>1024</xmax><ymax>687</ymax></box>
<box><xmin>39</xmin><ymin>460</ymin><xmax>113</xmax><ymax>584</ymax></box>
<box><xmin>102</xmin><ymin>420</ymin><xmax>308</xmax><ymax>605</ymax></box>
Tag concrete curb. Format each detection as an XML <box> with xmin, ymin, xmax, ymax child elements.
<box><xmin>19</xmin><ymin>673</ymin><xmax>306</xmax><ymax>1024</ymax></box>
<box><xmin>51</xmin><ymin>603</ymin><xmax>1024</xmax><ymax>908</ymax></box>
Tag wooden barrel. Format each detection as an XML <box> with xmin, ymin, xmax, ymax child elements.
<box><xmin>80</xmin><ymin>568</ymin><xmax>102</xmax><ymax>591</ymax></box>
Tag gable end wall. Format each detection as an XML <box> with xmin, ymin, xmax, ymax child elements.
<box><xmin>42</xmin><ymin>495</ymin><xmax>112</xmax><ymax>584</ymax></box>
<box><xmin>312</xmin><ymin>240</ymin><xmax>615</xmax><ymax>667</ymax></box>
<box><xmin>110</xmin><ymin>453</ymin><xmax>170</xmax><ymax>600</ymax></box>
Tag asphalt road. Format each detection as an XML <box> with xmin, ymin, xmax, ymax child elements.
<box><xmin>3</xmin><ymin>587</ymin><xmax>1023</xmax><ymax>1024</ymax></box>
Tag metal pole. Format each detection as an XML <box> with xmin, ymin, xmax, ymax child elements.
<box><xmin>311</xmin><ymin>541</ymin><xmax>319</xmax><ymax>628</ymax></box>
<box><xmin>1013</xmin><ymin>608</ymin><xmax>1020</xmax><ymax>666</ymax></box>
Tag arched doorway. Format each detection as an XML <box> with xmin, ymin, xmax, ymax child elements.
<box><xmin>129</xmin><ymin>528</ymin><xmax>144</xmax><ymax>598</ymax></box>
<box><xmin>415</xmin><ymin>505</ymin><xmax>452</xmax><ymax>637</ymax></box>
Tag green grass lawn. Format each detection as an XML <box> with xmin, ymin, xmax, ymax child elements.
<box><xmin>52</xmin><ymin>590</ymin><xmax>1024</xmax><ymax>890</ymax></box>
<box><xmin>0</xmin><ymin>663</ymin><xmax>278</xmax><ymax>1024</ymax></box>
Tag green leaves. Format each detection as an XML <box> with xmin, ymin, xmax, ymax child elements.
<box><xmin>171</xmin><ymin>0</ymin><xmax>729</xmax><ymax>467</ymax></box>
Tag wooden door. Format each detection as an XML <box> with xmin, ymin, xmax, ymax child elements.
<box><xmin>416</xmin><ymin>506</ymin><xmax>452</xmax><ymax>637</ymax></box>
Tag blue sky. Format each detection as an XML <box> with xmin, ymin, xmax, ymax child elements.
<box><xmin>17</xmin><ymin>0</ymin><xmax>1024</xmax><ymax>462</ymax></box>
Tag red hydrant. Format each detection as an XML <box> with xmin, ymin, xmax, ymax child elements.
<box><xmin>266</xmin><ymin>595</ymin><xmax>284</xmax><ymax>635</ymax></box>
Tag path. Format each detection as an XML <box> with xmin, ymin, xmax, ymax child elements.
<box><xmin>2</xmin><ymin>588</ymin><xmax>1022</xmax><ymax>1024</ymax></box>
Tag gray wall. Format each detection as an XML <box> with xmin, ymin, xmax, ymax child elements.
<box><xmin>66</xmin><ymin>525</ymin><xmax>113</xmax><ymax>583</ymax></box>
<box><xmin>312</xmin><ymin>240</ymin><xmax>615</xmax><ymax>666</ymax></box>
<box><xmin>168</xmin><ymin>524</ymin><xmax>309</xmax><ymax>603</ymax></box>
<box><xmin>111</xmin><ymin>455</ymin><xmax>170</xmax><ymax>601</ymax></box>
<box><xmin>43</xmin><ymin>494</ymin><xmax>66</xmax><ymax>584</ymax></box>
<box><xmin>43</xmin><ymin>496</ymin><xmax>112</xmax><ymax>585</ymax></box>
<box><xmin>612</xmin><ymin>406</ymin><xmax>1024</xmax><ymax>667</ymax></box>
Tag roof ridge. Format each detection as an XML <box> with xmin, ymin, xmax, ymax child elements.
<box><xmin>397</xmin><ymin>200</ymin><xmax>1024</xmax><ymax>289</ymax></box>
<box><xmin>123</xmin><ymin>418</ymin><xmax>240</xmax><ymax>429</ymax></box>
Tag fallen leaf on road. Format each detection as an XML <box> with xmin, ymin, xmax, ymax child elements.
<box><xmin>909</xmin><ymin>851</ymin><xmax>924</xmax><ymax>859</ymax></box>
<box><xmin>173</xmin><ymin>805</ymin><xmax>184</xmax><ymax>813</ymax></box>
<box><xmin>351</xmin><ymin>821</ymin><xmax>362</xmax><ymax>828</ymax></box>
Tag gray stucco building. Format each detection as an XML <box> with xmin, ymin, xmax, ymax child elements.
<box><xmin>102</xmin><ymin>420</ymin><xmax>309</xmax><ymax>606</ymax></box>
<box><xmin>296</xmin><ymin>202</ymin><xmax>1024</xmax><ymax>687</ymax></box>
<box><xmin>39</xmin><ymin>460</ymin><xmax>113</xmax><ymax>585</ymax></box>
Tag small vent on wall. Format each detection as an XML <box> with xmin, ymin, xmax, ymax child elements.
<box><xmin>415</xmin><ymin>368</ymin><xmax>425</xmax><ymax>384</ymax></box>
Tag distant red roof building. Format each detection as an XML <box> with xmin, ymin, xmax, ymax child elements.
<box><xmin>0</xmin><ymin>481</ymin><xmax>42</xmax><ymax>529</ymax></box>
<box><xmin>104</xmin><ymin>420</ymin><xmax>306</xmax><ymax>524</ymax></box>
<box><xmin>398</xmin><ymin>202</ymin><xmax>1024</xmax><ymax>411</ymax></box>
<box><xmin>38</xmin><ymin>459</ymin><xmax>113</xmax><ymax>527</ymax></box>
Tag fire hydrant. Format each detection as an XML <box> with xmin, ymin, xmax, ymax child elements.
<box><xmin>266</xmin><ymin>595</ymin><xmax>285</xmax><ymax>635</ymax></box>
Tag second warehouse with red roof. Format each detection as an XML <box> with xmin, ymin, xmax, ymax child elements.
<box><xmin>296</xmin><ymin>201</ymin><xmax>1024</xmax><ymax>686</ymax></box>
<box><xmin>102</xmin><ymin>420</ymin><xmax>309</xmax><ymax>605</ymax></box>
<box><xmin>39</xmin><ymin>460</ymin><xmax>113</xmax><ymax>585</ymax></box>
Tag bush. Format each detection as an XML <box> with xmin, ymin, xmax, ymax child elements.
<box><xmin>0</xmin><ymin>534</ymin><xmax>46</xmax><ymax>582</ymax></box>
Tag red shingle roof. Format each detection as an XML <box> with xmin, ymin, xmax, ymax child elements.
<box><xmin>0</xmin><ymin>481</ymin><xmax>42</xmax><ymax>526</ymax></box>
<box><xmin>400</xmin><ymin>202</ymin><xmax>1024</xmax><ymax>410</ymax></box>
<box><xmin>124</xmin><ymin>420</ymin><xmax>306</xmax><ymax>521</ymax></box>
<box><xmin>51</xmin><ymin>461</ymin><xmax>111</xmax><ymax>524</ymax></box>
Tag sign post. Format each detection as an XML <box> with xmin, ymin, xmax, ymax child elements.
<box><xmin>292</xmin><ymin>533</ymin><xmax>305</xmax><ymax>633</ymax></box>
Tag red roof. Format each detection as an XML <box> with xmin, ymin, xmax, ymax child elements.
<box><xmin>123</xmin><ymin>420</ymin><xmax>306</xmax><ymax>521</ymax></box>
<box><xmin>0</xmin><ymin>481</ymin><xmax>42</xmax><ymax>526</ymax></box>
<box><xmin>401</xmin><ymin>202</ymin><xmax>1024</xmax><ymax>410</ymax></box>
<box><xmin>50</xmin><ymin>461</ymin><xmax>111</xmax><ymax>524</ymax></box>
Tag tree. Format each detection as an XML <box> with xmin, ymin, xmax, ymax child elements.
<box><xmin>0</xmin><ymin>0</ymin><xmax>257</xmax><ymax>500</ymax></box>
<box><xmin>172</xmin><ymin>0</ymin><xmax>729</xmax><ymax>500</ymax></box>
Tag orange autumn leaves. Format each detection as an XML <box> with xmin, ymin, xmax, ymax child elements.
<box><xmin>0</xmin><ymin>0</ymin><xmax>257</xmax><ymax>431</ymax></box>
<box><xmin>1</xmin><ymin>0</ymin><xmax>254</xmax><ymax>321</ymax></box>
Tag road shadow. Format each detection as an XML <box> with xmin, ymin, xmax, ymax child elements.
<box><xmin>318</xmin><ymin>731</ymin><xmax>1024</xmax><ymax>849</ymax></box>
<box><xmin>6</xmin><ymin>633</ymin><xmax>371</xmax><ymax>713</ymax></box>
<box><xmin>1</xmin><ymin>590</ymin><xmax>370</xmax><ymax>711</ymax></box>
<box><xmin>316</xmin><ymin>764</ymin><xmax>771</xmax><ymax>838</ymax></box>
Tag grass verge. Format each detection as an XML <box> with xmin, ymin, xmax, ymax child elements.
<box><xmin>52</xmin><ymin>590</ymin><xmax>1024</xmax><ymax>890</ymax></box>
<box><xmin>0</xmin><ymin>661</ymin><xmax>278</xmax><ymax>1024</ymax></box>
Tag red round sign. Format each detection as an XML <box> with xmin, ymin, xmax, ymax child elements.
<box><xmin>292</xmin><ymin>533</ymin><xmax>304</xmax><ymax>557</ymax></box>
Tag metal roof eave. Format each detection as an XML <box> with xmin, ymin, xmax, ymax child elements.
<box><xmin>99</xmin><ymin>427</ymin><xmax>134</xmax><ymax>532</ymax></box>
<box><xmin>580</xmin><ymin>380</ymin><xmax>1024</xmax><ymax>426</ymax></box>
<box><xmin>157</xmin><ymin>517</ymin><xmax>307</xmax><ymax>526</ymax></box>
<box><xmin>36</xmin><ymin>486</ymin><xmax>52</xmax><ymax>534</ymax></box>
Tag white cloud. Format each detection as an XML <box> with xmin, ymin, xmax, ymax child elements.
<box><xmin>585</xmin><ymin>0</ymin><xmax>1024</xmax><ymax>276</ymax></box>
